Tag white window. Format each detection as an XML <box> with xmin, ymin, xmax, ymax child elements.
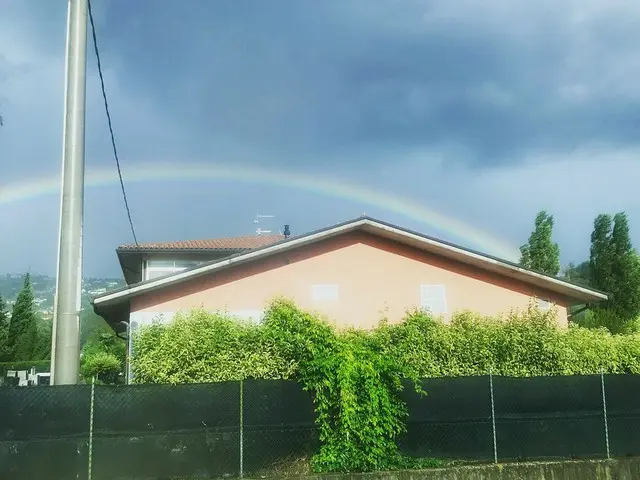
<box><xmin>420</xmin><ymin>285</ymin><xmax>447</xmax><ymax>315</ymax></box>
<box><xmin>537</xmin><ymin>298</ymin><xmax>551</xmax><ymax>311</ymax></box>
<box><xmin>175</xmin><ymin>260</ymin><xmax>202</xmax><ymax>269</ymax></box>
<box><xmin>312</xmin><ymin>284</ymin><xmax>339</xmax><ymax>301</ymax></box>
<box><xmin>144</xmin><ymin>259</ymin><xmax>204</xmax><ymax>281</ymax></box>
<box><xmin>147</xmin><ymin>260</ymin><xmax>175</xmax><ymax>268</ymax></box>
<box><xmin>146</xmin><ymin>269</ymin><xmax>176</xmax><ymax>280</ymax></box>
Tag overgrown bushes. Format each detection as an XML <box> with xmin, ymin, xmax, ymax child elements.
<box><xmin>132</xmin><ymin>299</ymin><xmax>640</xmax><ymax>472</ymax></box>
<box><xmin>376</xmin><ymin>307</ymin><xmax>640</xmax><ymax>377</ymax></box>
<box><xmin>133</xmin><ymin>301</ymin><xmax>640</xmax><ymax>383</ymax></box>
<box><xmin>133</xmin><ymin>308</ymin><xmax>295</xmax><ymax>383</ymax></box>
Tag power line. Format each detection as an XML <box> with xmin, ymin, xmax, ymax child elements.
<box><xmin>87</xmin><ymin>0</ymin><xmax>139</xmax><ymax>245</ymax></box>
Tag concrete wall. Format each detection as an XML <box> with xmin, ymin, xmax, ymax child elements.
<box><xmin>294</xmin><ymin>458</ymin><xmax>640</xmax><ymax>480</ymax></box>
<box><xmin>129</xmin><ymin>232</ymin><xmax>570</xmax><ymax>329</ymax></box>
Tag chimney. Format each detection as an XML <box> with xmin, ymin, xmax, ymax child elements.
<box><xmin>283</xmin><ymin>225</ymin><xmax>291</xmax><ymax>239</ymax></box>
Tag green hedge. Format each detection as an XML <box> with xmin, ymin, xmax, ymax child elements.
<box><xmin>132</xmin><ymin>301</ymin><xmax>640</xmax><ymax>384</ymax></box>
<box><xmin>133</xmin><ymin>308</ymin><xmax>296</xmax><ymax>384</ymax></box>
<box><xmin>131</xmin><ymin>299</ymin><xmax>640</xmax><ymax>473</ymax></box>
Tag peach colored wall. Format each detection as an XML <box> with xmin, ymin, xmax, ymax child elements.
<box><xmin>130</xmin><ymin>232</ymin><xmax>570</xmax><ymax>328</ymax></box>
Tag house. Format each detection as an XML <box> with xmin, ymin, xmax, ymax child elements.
<box><xmin>93</xmin><ymin>216</ymin><xmax>607</xmax><ymax>361</ymax></box>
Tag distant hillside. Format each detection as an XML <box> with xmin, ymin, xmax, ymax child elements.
<box><xmin>0</xmin><ymin>273</ymin><xmax>125</xmax><ymax>318</ymax></box>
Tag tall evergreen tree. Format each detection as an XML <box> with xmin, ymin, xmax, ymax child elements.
<box><xmin>520</xmin><ymin>210</ymin><xmax>561</xmax><ymax>276</ymax></box>
<box><xmin>589</xmin><ymin>212</ymin><xmax>640</xmax><ymax>331</ymax></box>
<box><xmin>0</xmin><ymin>294</ymin><xmax>10</xmax><ymax>362</ymax></box>
<box><xmin>32</xmin><ymin>317</ymin><xmax>52</xmax><ymax>361</ymax></box>
<box><xmin>7</xmin><ymin>274</ymin><xmax>38</xmax><ymax>361</ymax></box>
<box><xmin>590</xmin><ymin>214</ymin><xmax>614</xmax><ymax>286</ymax></box>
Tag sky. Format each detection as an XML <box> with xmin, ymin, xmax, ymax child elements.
<box><xmin>1</xmin><ymin>0</ymin><xmax>640</xmax><ymax>278</ymax></box>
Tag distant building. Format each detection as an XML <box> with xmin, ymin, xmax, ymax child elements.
<box><xmin>4</xmin><ymin>368</ymin><xmax>50</xmax><ymax>387</ymax></box>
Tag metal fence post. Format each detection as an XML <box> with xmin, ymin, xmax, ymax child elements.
<box><xmin>88</xmin><ymin>376</ymin><xmax>96</xmax><ymax>480</ymax></box>
<box><xmin>489</xmin><ymin>369</ymin><xmax>498</xmax><ymax>463</ymax></box>
<box><xmin>600</xmin><ymin>370</ymin><xmax>610</xmax><ymax>459</ymax></box>
<box><xmin>239</xmin><ymin>378</ymin><xmax>244</xmax><ymax>478</ymax></box>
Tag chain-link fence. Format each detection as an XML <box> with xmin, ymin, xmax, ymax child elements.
<box><xmin>1</xmin><ymin>374</ymin><xmax>640</xmax><ymax>479</ymax></box>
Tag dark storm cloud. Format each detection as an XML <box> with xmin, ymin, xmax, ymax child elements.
<box><xmin>93</xmin><ymin>0</ymin><xmax>640</xmax><ymax>168</ymax></box>
<box><xmin>3</xmin><ymin>0</ymin><xmax>640</xmax><ymax>277</ymax></box>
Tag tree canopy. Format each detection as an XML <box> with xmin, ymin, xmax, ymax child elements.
<box><xmin>7</xmin><ymin>274</ymin><xmax>38</xmax><ymax>361</ymax></box>
<box><xmin>588</xmin><ymin>212</ymin><xmax>640</xmax><ymax>332</ymax></box>
<box><xmin>520</xmin><ymin>210</ymin><xmax>561</xmax><ymax>276</ymax></box>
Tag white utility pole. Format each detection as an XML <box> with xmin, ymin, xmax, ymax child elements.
<box><xmin>51</xmin><ymin>0</ymin><xmax>88</xmax><ymax>385</ymax></box>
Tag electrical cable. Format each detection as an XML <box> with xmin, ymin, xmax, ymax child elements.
<box><xmin>87</xmin><ymin>0</ymin><xmax>139</xmax><ymax>245</ymax></box>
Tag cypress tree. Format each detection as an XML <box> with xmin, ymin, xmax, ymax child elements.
<box><xmin>520</xmin><ymin>210</ymin><xmax>561</xmax><ymax>276</ymax></box>
<box><xmin>590</xmin><ymin>214</ymin><xmax>614</xmax><ymax>287</ymax></box>
<box><xmin>589</xmin><ymin>212</ymin><xmax>640</xmax><ymax>332</ymax></box>
<box><xmin>7</xmin><ymin>274</ymin><xmax>38</xmax><ymax>361</ymax></box>
<box><xmin>32</xmin><ymin>317</ymin><xmax>52</xmax><ymax>361</ymax></box>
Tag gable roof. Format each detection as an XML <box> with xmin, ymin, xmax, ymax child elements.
<box><xmin>94</xmin><ymin>216</ymin><xmax>608</xmax><ymax>309</ymax></box>
<box><xmin>117</xmin><ymin>234</ymin><xmax>285</xmax><ymax>252</ymax></box>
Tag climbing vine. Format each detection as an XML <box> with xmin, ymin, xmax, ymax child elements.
<box><xmin>261</xmin><ymin>299</ymin><xmax>418</xmax><ymax>472</ymax></box>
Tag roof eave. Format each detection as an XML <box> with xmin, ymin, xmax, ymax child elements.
<box><xmin>91</xmin><ymin>297</ymin><xmax>131</xmax><ymax>333</ymax></box>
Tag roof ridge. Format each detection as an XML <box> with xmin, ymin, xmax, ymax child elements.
<box><xmin>120</xmin><ymin>233</ymin><xmax>283</xmax><ymax>245</ymax></box>
<box><xmin>117</xmin><ymin>232</ymin><xmax>286</xmax><ymax>251</ymax></box>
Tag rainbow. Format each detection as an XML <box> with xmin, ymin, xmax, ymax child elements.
<box><xmin>0</xmin><ymin>162</ymin><xmax>520</xmax><ymax>260</ymax></box>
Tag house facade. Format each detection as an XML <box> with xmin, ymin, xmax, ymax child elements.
<box><xmin>93</xmin><ymin>217</ymin><xmax>607</xmax><ymax>380</ymax></box>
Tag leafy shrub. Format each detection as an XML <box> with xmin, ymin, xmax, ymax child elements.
<box><xmin>80</xmin><ymin>351</ymin><xmax>122</xmax><ymax>384</ymax></box>
<box><xmin>376</xmin><ymin>305</ymin><xmax>640</xmax><ymax>377</ymax></box>
<box><xmin>80</xmin><ymin>329</ymin><xmax>126</xmax><ymax>384</ymax></box>
<box><xmin>575</xmin><ymin>308</ymin><xmax>640</xmax><ymax>335</ymax></box>
<box><xmin>132</xmin><ymin>299</ymin><xmax>640</xmax><ymax>472</ymax></box>
<box><xmin>132</xmin><ymin>309</ymin><xmax>295</xmax><ymax>384</ymax></box>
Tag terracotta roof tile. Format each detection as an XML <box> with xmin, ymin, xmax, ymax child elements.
<box><xmin>118</xmin><ymin>234</ymin><xmax>285</xmax><ymax>251</ymax></box>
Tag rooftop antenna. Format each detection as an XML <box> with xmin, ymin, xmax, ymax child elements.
<box><xmin>255</xmin><ymin>213</ymin><xmax>275</xmax><ymax>235</ymax></box>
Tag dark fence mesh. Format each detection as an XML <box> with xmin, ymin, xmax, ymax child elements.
<box><xmin>493</xmin><ymin>375</ymin><xmax>606</xmax><ymax>461</ymax></box>
<box><xmin>92</xmin><ymin>382</ymin><xmax>241</xmax><ymax>480</ymax></box>
<box><xmin>603</xmin><ymin>374</ymin><xmax>640</xmax><ymax>458</ymax></box>
<box><xmin>2</xmin><ymin>374</ymin><xmax>640</xmax><ymax>479</ymax></box>
<box><xmin>399</xmin><ymin>376</ymin><xmax>494</xmax><ymax>460</ymax></box>
<box><xmin>0</xmin><ymin>385</ymin><xmax>91</xmax><ymax>480</ymax></box>
<box><xmin>242</xmin><ymin>379</ymin><xmax>318</xmax><ymax>476</ymax></box>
